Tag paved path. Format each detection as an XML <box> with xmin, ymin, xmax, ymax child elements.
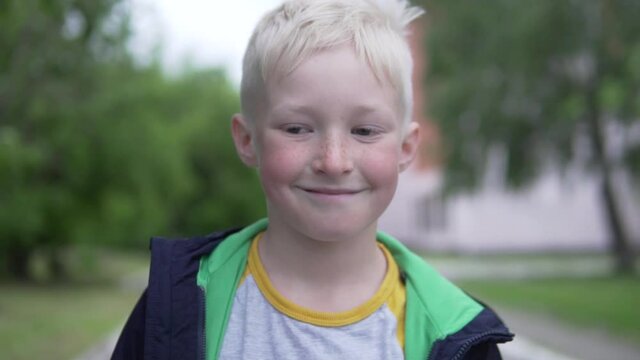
<box><xmin>75</xmin><ymin>269</ymin><xmax>148</xmax><ymax>360</ymax></box>
<box><xmin>499</xmin><ymin>336</ymin><xmax>577</xmax><ymax>360</ymax></box>
<box><xmin>76</xmin><ymin>328</ymin><xmax>123</xmax><ymax>360</ymax></box>
<box><xmin>497</xmin><ymin>307</ymin><xmax>640</xmax><ymax>360</ymax></box>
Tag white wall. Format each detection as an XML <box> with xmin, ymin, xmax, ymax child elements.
<box><xmin>379</xmin><ymin>167</ymin><xmax>640</xmax><ymax>253</ymax></box>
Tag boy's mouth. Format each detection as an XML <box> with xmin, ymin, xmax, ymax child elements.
<box><xmin>298</xmin><ymin>187</ymin><xmax>362</xmax><ymax>195</ymax></box>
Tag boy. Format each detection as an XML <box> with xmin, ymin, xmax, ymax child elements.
<box><xmin>113</xmin><ymin>0</ymin><xmax>513</xmax><ymax>359</ymax></box>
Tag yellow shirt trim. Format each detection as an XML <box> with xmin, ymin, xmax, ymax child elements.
<box><xmin>387</xmin><ymin>268</ymin><xmax>406</xmax><ymax>347</ymax></box>
<box><xmin>247</xmin><ymin>233</ymin><xmax>405</xmax><ymax>348</ymax></box>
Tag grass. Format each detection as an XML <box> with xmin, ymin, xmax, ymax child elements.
<box><xmin>0</xmin><ymin>283</ymin><xmax>142</xmax><ymax>359</ymax></box>
<box><xmin>458</xmin><ymin>276</ymin><xmax>640</xmax><ymax>343</ymax></box>
<box><xmin>0</xmin><ymin>248</ymin><xmax>149</xmax><ymax>360</ymax></box>
<box><xmin>418</xmin><ymin>251</ymin><xmax>611</xmax><ymax>262</ymax></box>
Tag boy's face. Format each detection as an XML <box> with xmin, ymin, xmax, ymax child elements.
<box><xmin>232</xmin><ymin>45</ymin><xmax>419</xmax><ymax>242</ymax></box>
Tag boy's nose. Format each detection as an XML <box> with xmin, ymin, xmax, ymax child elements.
<box><xmin>312</xmin><ymin>137</ymin><xmax>354</xmax><ymax>176</ymax></box>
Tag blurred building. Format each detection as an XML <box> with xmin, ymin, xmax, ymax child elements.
<box><xmin>378</xmin><ymin>20</ymin><xmax>640</xmax><ymax>253</ymax></box>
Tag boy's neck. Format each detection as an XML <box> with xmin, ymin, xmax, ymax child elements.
<box><xmin>258</xmin><ymin>220</ymin><xmax>387</xmax><ymax>313</ymax></box>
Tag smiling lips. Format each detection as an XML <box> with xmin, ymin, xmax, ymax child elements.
<box><xmin>299</xmin><ymin>187</ymin><xmax>363</xmax><ymax>196</ymax></box>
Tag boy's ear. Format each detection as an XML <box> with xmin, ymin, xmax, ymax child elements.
<box><xmin>231</xmin><ymin>114</ymin><xmax>258</xmax><ymax>167</ymax></box>
<box><xmin>399</xmin><ymin>121</ymin><xmax>421</xmax><ymax>172</ymax></box>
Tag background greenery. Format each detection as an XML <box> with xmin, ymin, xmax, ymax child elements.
<box><xmin>0</xmin><ymin>0</ymin><xmax>265</xmax><ymax>281</ymax></box>
<box><xmin>420</xmin><ymin>0</ymin><xmax>640</xmax><ymax>272</ymax></box>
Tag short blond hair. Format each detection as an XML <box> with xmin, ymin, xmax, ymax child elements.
<box><xmin>240</xmin><ymin>0</ymin><xmax>423</xmax><ymax>127</ymax></box>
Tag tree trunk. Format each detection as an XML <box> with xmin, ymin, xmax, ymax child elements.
<box><xmin>599</xmin><ymin>176</ymin><xmax>635</xmax><ymax>273</ymax></box>
<box><xmin>584</xmin><ymin>53</ymin><xmax>635</xmax><ymax>274</ymax></box>
<box><xmin>6</xmin><ymin>245</ymin><xmax>32</xmax><ymax>281</ymax></box>
<box><xmin>48</xmin><ymin>248</ymin><xmax>67</xmax><ymax>281</ymax></box>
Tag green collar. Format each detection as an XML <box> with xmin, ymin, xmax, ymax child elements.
<box><xmin>377</xmin><ymin>231</ymin><xmax>483</xmax><ymax>360</ymax></box>
<box><xmin>197</xmin><ymin>219</ymin><xmax>268</xmax><ymax>360</ymax></box>
<box><xmin>197</xmin><ymin>219</ymin><xmax>482</xmax><ymax>360</ymax></box>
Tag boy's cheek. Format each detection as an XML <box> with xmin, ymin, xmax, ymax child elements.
<box><xmin>257</xmin><ymin>146</ymin><xmax>304</xmax><ymax>187</ymax></box>
<box><xmin>366</xmin><ymin>156</ymin><xmax>401</xmax><ymax>188</ymax></box>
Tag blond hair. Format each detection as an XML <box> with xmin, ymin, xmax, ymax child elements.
<box><xmin>240</xmin><ymin>0</ymin><xmax>423</xmax><ymax>127</ymax></box>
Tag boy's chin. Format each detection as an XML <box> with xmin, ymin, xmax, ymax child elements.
<box><xmin>291</xmin><ymin>218</ymin><xmax>379</xmax><ymax>243</ymax></box>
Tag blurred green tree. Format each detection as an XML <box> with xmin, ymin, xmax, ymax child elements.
<box><xmin>167</xmin><ymin>69</ymin><xmax>265</xmax><ymax>235</ymax></box>
<box><xmin>0</xmin><ymin>0</ymin><xmax>131</xmax><ymax>279</ymax></box>
<box><xmin>422</xmin><ymin>0</ymin><xmax>640</xmax><ymax>273</ymax></box>
<box><xmin>0</xmin><ymin>0</ymin><xmax>263</xmax><ymax>280</ymax></box>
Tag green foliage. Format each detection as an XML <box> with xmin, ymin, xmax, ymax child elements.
<box><xmin>420</xmin><ymin>0</ymin><xmax>640</xmax><ymax>273</ymax></box>
<box><xmin>422</xmin><ymin>0</ymin><xmax>640</xmax><ymax>192</ymax></box>
<box><xmin>0</xmin><ymin>0</ymin><xmax>264</xmax><ymax>279</ymax></box>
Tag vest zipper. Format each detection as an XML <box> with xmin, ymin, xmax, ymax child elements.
<box><xmin>198</xmin><ymin>286</ymin><xmax>206</xmax><ymax>360</ymax></box>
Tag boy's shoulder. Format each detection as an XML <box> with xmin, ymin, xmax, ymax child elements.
<box><xmin>378</xmin><ymin>235</ymin><xmax>485</xmax><ymax>325</ymax></box>
<box><xmin>112</xmin><ymin>226</ymin><xmax>243</xmax><ymax>360</ymax></box>
<box><xmin>368</xmin><ymin>232</ymin><xmax>514</xmax><ymax>359</ymax></box>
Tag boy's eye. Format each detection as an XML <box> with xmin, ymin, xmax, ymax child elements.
<box><xmin>351</xmin><ymin>127</ymin><xmax>378</xmax><ymax>137</ymax></box>
<box><xmin>283</xmin><ymin>125</ymin><xmax>312</xmax><ymax>134</ymax></box>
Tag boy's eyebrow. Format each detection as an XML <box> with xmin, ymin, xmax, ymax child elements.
<box><xmin>351</xmin><ymin>104</ymin><xmax>396</xmax><ymax>117</ymax></box>
<box><xmin>267</xmin><ymin>104</ymin><xmax>318</xmax><ymax>121</ymax></box>
<box><xmin>271</xmin><ymin>103</ymin><xmax>316</xmax><ymax>115</ymax></box>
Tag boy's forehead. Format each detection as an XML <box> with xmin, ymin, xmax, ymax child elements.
<box><xmin>267</xmin><ymin>45</ymin><xmax>390</xmax><ymax>88</ymax></box>
<box><xmin>264</xmin><ymin>44</ymin><xmax>400</xmax><ymax>100</ymax></box>
<box><xmin>262</xmin><ymin>45</ymin><xmax>400</xmax><ymax>112</ymax></box>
